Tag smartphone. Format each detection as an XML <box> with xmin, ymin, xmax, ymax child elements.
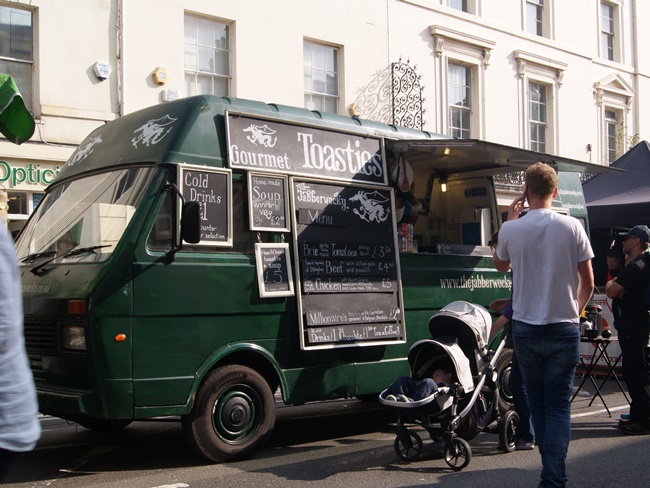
<box><xmin>520</xmin><ymin>186</ymin><xmax>527</xmax><ymax>206</ymax></box>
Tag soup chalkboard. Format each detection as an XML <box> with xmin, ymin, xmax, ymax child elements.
<box><xmin>178</xmin><ymin>164</ymin><xmax>232</xmax><ymax>246</ymax></box>
<box><xmin>292</xmin><ymin>179</ymin><xmax>404</xmax><ymax>350</ymax></box>
<box><xmin>248</xmin><ymin>173</ymin><xmax>289</xmax><ymax>232</ymax></box>
<box><xmin>255</xmin><ymin>243</ymin><xmax>294</xmax><ymax>297</ymax></box>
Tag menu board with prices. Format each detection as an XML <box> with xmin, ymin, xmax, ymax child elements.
<box><xmin>292</xmin><ymin>179</ymin><xmax>405</xmax><ymax>349</ymax></box>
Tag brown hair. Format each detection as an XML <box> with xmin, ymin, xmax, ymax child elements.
<box><xmin>525</xmin><ymin>162</ymin><xmax>558</xmax><ymax>199</ymax></box>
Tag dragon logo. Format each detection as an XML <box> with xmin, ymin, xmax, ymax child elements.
<box><xmin>243</xmin><ymin>124</ymin><xmax>277</xmax><ymax>147</ymax></box>
<box><xmin>350</xmin><ymin>190</ymin><xmax>389</xmax><ymax>223</ymax></box>
<box><xmin>131</xmin><ymin>115</ymin><xmax>177</xmax><ymax>148</ymax></box>
<box><xmin>68</xmin><ymin>136</ymin><xmax>103</xmax><ymax>167</ymax></box>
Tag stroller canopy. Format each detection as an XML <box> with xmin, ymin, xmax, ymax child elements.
<box><xmin>427</xmin><ymin>301</ymin><xmax>493</xmax><ymax>376</ymax></box>
<box><xmin>428</xmin><ymin>301</ymin><xmax>491</xmax><ymax>353</ymax></box>
<box><xmin>408</xmin><ymin>339</ymin><xmax>474</xmax><ymax>392</ymax></box>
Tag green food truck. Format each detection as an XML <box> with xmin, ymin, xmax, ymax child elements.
<box><xmin>16</xmin><ymin>95</ymin><xmax>604</xmax><ymax>462</ymax></box>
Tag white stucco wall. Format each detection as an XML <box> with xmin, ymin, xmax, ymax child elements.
<box><xmin>2</xmin><ymin>0</ymin><xmax>649</xmax><ymax>165</ymax></box>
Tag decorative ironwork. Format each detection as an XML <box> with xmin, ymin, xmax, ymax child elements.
<box><xmin>493</xmin><ymin>172</ymin><xmax>525</xmax><ymax>191</ymax></box>
<box><xmin>391</xmin><ymin>58</ymin><xmax>426</xmax><ymax>130</ymax></box>
<box><xmin>495</xmin><ymin>171</ymin><xmax>594</xmax><ymax>188</ymax></box>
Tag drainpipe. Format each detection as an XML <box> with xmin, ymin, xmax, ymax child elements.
<box><xmin>116</xmin><ymin>0</ymin><xmax>125</xmax><ymax>117</ymax></box>
<box><xmin>631</xmin><ymin>0</ymin><xmax>640</xmax><ymax>141</ymax></box>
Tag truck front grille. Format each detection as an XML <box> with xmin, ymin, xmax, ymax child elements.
<box><xmin>24</xmin><ymin>318</ymin><xmax>57</xmax><ymax>353</ymax></box>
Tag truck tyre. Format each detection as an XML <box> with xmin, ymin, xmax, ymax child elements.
<box><xmin>182</xmin><ymin>364</ymin><xmax>276</xmax><ymax>463</ymax></box>
<box><xmin>495</xmin><ymin>347</ymin><xmax>513</xmax><ymax>414</ymax></box>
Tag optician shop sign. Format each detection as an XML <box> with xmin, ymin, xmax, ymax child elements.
<box><xmin>0</xmin><ymin>161</ymin><xmax>61</xmax><ymax>187</ymax></box>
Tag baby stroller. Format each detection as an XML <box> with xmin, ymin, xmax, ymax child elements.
<box><xmin>379</xmin><ymin>301</ymin><xmax>519</xmax><ymax>471</ymax></box>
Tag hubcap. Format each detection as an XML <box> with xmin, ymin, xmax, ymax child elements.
<box><xmin>212</xmin><ymin>385</ymin><xmax>259</xmax><ymax>444</ymax></box>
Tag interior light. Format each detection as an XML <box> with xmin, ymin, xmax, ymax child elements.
<box><xmin>440</xmin><ymin>178</ymin><xmax>448</xmax><ymax>193</ymax></box>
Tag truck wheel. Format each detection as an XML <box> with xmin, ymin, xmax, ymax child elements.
<box><xmin>182</xmin><ymin>364</ymin><xmax>276</xmax><ymax>463</ymax></box>
<box><xmin>495</xmin><ymin>347</ymin><xmax>513</xmax><ymax>414</ymax></box>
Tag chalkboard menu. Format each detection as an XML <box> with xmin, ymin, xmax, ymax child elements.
<box><xmin>178</xmin><ymin>164</ymin><xmax>232</xmax><ymax>246</ymax></box>
<box><xmin>255</xmin><ymin>243</ymin><xmax>294</xmax><ymax>297</ymax></box>
<box><xmin>247</xmin><ymin>172</ymin><xmax>290</xmax><ymax>232</ymax></box>
<box><xmin>292</xmin><ymin>179</ymin><xmax>404</xmax><ymax>350</ymax></box>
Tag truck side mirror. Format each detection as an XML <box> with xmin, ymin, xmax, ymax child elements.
<box><xmin>181</xmin><ymin>201</ymin><xmax>201</xmax><ymax>244</ymax></box>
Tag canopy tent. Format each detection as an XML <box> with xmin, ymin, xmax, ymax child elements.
<box><xmin>0</xmin><ymin>73</ymin><xmax>35</xmax><ymax>145</ymax></box>
<box><xmin>582</xmin><ymin>141</ymin><xmax>650</xmax><ymax>229</ymax></box>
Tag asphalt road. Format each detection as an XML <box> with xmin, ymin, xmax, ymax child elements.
<box><xmin>4</xmin><ymin>380</ymin><xmax>650</xmax><ymax>488</ymax></box>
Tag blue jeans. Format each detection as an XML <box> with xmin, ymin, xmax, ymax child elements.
<box><xmin>513</xmin><ymin>320</ymin><xmax>579</xmax><ymax>488</ymax></box>
<box><xmin>390</xmin><ymin>376</ymin><xmax>438</xmax><ymax>400</ymax></box>
<box><xmin>510</xmin><ymin>349</ymin><xmax>535</xmax><ymax>443</ymax></box>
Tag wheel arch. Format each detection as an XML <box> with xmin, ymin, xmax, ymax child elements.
<box><xmin>187</xmin><ymin>343</ymin><xmax>287</xmax><ymax>411</ymax></box>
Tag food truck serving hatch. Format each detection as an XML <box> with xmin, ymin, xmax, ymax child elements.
<box><xmin>388</xmin><ymin>139</ymin><xmax>624</xmax><ymax>179</ymax></box>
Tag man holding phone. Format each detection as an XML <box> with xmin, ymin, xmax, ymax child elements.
<box><xmin>493</xmin><ymin>162</ymin><xmax>594</xmax><ymax>488</ymax></box>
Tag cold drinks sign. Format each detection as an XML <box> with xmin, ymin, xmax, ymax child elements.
<box><xmin>178</xmin><ymin>164</ymin><xmax>232</xmax><ymax>246</ymax></box>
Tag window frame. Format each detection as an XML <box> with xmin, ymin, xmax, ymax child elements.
<box><xmin>598</xmin><ymin>1</ymin><xmax>622</xmax><ymax>63</ymax></box>
<box><xmin>514</xmin><ymin>51</ymin><xmax>564</xmax><ymax>155</ymax></box>
<box><xmin>430</xmin><ymin>26</ymin><xmax>493</xmax><ymax>138</ymax></box>
<box><xmin>525</xmin><ymin>0</ymin><xmax>544</xmax><ymax>36</ymax></box>
<box><xmin>183</xmin><ymin>13</ymin><xmax>232</xmax><ymax>98</ymax></box>
<box><xmin>0</xmin><ymin>4</ymin><xmax>34</xmax><ymax>112</ymax></box>
<box><xmin>303</xmin><ymin>39</ymin><xmax>340</xmax><ymax>114</ymax></box>
<box><xmin>447</xmin><ymin>0</ymin><xmax>468</xmax><ymax>12</ymax></box>
<box><xmin>604</xmin><ymin>108</ymin><xmax>619</xmax><ymax>164</ymax></box>
<box><xmin>447</xmin><ymin>62</ymin><xmax>473</xmax><ymax>139</ymax></box>
<box><xmin>528</xmin><ymin>81</ymin><xmax>548</xmax><ymax>153</ymax></box>
<box><xmin>594</xmin><ymin>74</ymin><xmax>633</xmax><ymax>165</ymax></box>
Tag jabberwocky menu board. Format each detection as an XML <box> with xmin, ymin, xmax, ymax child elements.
<box><xmin>292</xmin><ymin>179</ymin><xmax>405</xmax><ymax>350</ymax></box>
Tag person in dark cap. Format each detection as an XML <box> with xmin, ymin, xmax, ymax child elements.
<box><xmin>606</xmin><ymin>225</ymin><xmax>650</xmax><ymax>434</ymax></box>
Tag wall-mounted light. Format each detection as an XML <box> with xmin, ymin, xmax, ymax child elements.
<box><xmin>440</xmin><ymin>177</ymin><xmax>448</xmax><ymax>193</ymax></box>
<box><xmin>443</xmin><ymin>147</ymin><xmax>451</xmax><ymax>156</ymax></box>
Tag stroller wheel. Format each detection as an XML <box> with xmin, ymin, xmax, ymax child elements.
<box><xmin>444</xmin><ymin>437</ymin><xmax>472</xmax><ymax>471</ymax></box>
<box><xmin>393</xmin><ymin>430</ymin><xmax>423</xmax><ymax>462</ymax></box>
<box><xmin>498</xmin><ymin>409</ymin><xmax>520</xmax><ymax>452</ymax></box>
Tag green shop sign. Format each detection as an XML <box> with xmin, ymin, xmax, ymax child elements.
<box><xmin>0</xmin><ymin>160</ymin><xmax>60</xmax><ymax>187</ymax></box>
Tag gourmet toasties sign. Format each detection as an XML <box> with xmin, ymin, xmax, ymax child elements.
<box><xmin>226</xmin><ymin>113</ymin><xmax>385</xmax><ymax>184</ymax></box>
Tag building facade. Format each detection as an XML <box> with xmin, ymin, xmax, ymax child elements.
<box><xmin>1</xmin><ymin>0</ymin><xmax>648</xmax><ymax>233</ymax></box>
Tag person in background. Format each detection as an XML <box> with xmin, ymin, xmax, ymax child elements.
<box><xmin>606</xmin><ymin>225</ymin><xmax>650</xmax><ymax>435</ymax></box>
<box><xmin>488</xmin><ymin>230</ymin><xmax>535</xmax><ymax>451</ymax></box>
<box><xmin>385</xmin><ymin>148</ymin><xmax>423</xmax><ymax>224</ymax></box>
<box><xmin>493</xmin><ymin>162</ymin><xmax>594</xmax><ymax>488</ymax></box>
<box><xmin>605</xmin><ymin>249</ymin><xmax>624</xmax><ymax>283</ymax></box>
<box><xmin>0</xmin><ymin>224</ymin><xmax>41</xmax><ymax>482</ymax></box>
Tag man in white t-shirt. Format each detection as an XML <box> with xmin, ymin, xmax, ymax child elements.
<box><xmin>493</xmin><ymin>162</ymin><xmax>594</xmax><ymax>488</ymax></box>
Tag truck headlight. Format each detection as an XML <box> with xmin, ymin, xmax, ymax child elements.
<box><xmin>62</xmin><ymin>324</ymin><xmax>86</xmax><ymax>351</ymax></box>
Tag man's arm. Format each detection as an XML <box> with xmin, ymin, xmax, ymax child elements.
<box><xmin>605</xmin><ymin>279</ymin><xmax>625</xmax><ymax>299</ymax></box>
<box><xmin>577</xmin><ymin>259</ymin><xmax>595</xmax><ymax>313</ymax></box>
<box><xmin>492</xmin><ymin>251</ymin><xmax>511</xmax><ymax>273</ymax></box>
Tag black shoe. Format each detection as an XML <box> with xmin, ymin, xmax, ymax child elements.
<box><xmin>621</xmin><ymin>422</ymin><xmax>650</xmax><ymax>435</ymax></box>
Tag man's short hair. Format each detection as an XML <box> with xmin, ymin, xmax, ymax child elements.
<box><xmin>525</xmin><ymin>162</ymin><xmax>558</xmax><ymax>199</ymax></box>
